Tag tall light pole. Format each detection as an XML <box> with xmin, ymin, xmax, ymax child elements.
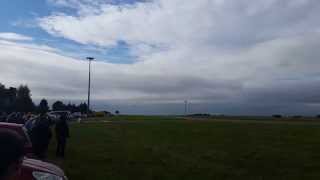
<box><xmin>87</xmin><ymin>57</ymin><xmax>94</xmax><ymax>116</ymax></box>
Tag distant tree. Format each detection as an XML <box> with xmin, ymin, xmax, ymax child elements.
<box><xmin>66</xmin><ymin>103</ymin><xmax>71</xmax><ymax>111</ymax></box>
<box><xmin>78</xmin><ymin>103</ymin><xmax>88</xmax><ymax>114</ymax></box>
<box><xmin>4</xmin><ymin>87</ymin><xmax>17</xmax><ymax>113</ymax></box>
<box><xmin>52</xmin><ymin>101</ymin><xmax>66</xmax><ymax>111</ymax></box>
<box><xmin>189</xmin><ymin>113</ymin><xmax>211</xmax><ymax>117</ymax></box>
<box><xmin>0</xmin><ymin>83</ymin><xmax>5</xmax><ymax>112</ymax></box>
<box><xmin>37</xmin><ymin>99</ymin><xmax>49</xmax><ymax>114</ymax></box>
<box><xmin>15</xmin><ymin>85</ymin><xmax>35</xmax><ymax>113</ymax></box>
<box><xmin>272</xmin><ymin>114</ymin><xmax>282</xmax><ymax>118</ymax></box>
<box><xmin>115</xmin><ymin>110</ymin><xmax>120</xmax><ymax>115</ymax></box>
<box><xmin>292</xmin><ymin>115</ymin><xmax>302</xmax><ymax>119</ymax></box>
<box><xmin>66</xmin><ymin>103</ymin><xmax>78</xmax><ymax>113</ymax></box>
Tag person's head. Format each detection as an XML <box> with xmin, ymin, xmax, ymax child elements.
<box><xmin>0</xmin><ymin>130</ymin><xmax>25</xmax><ymax>180</ymax></box>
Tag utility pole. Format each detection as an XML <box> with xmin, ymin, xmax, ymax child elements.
<box><xmin>87</xmin><ymin>57</ymin><xmax>94</xmax><ymax>116</ymax></box>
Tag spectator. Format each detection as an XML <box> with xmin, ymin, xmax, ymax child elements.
<box><xmin>0</xmin><ymin>130</ymin><xmax>25</xmax><ymax>180</ymax></box>
<box><xmin>30</xmin><ymin>113</ymin><xmax>52</xmax><ymax>159</ymax></box>
<box><xmin>22</xmin><ymin>113</ymin><xmax>30</xmax><ymax>124</ymax></box>
<box><xmin>55</xmin><ymin>115</ymin><xmax>70</xmax><ymax>158</ymax></box>
<box><xmin>24</xmin><ymin>115</ymin><xmax>37</xmax><ymax>133</ymax></box>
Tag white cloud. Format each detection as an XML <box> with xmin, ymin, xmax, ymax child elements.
<box><xmin>40</xmin><ymin>0</ymin><xmax>320</xmax><ymax>48</ymax></box>
<box><xmin>0</xmin><ymin>33</ymin><xmax>33</xmax><ymax>41</ymax></box>
<box><xmin>2</xmin><ymin>0</ymin><xmax>320</xmax><ymax>114</ymax></box>
<box><xmin>1</xmin><ymin>33</ymin><xmax>320</xmax><ymax>106</ymax></box>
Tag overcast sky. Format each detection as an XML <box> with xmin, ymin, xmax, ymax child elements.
<box><xmin>0</xmin><ymin>0</ymin><xmax>320</xmax><ymax>115</ymax></box>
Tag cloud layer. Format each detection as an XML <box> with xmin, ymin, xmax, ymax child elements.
<box><xmin>1</xmin><ymin>0</ymin><xmax>320</xmax><ymax>115</ymax></box>
<box><xmin>0</xmin><ymin>32</ymin><xmax>33</xmax><ymax>41</ymax></box>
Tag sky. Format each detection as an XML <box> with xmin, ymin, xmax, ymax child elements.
<box><xmin>1</xmin><ymin>0</ymin><xmax>320</xmax><ymax>115</ymax></box>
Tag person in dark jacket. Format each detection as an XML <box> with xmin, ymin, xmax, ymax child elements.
<box><xmin>31</xmin><ymin>113</ymin><xmax>52</xmax><ymax>160</ymax></box>
<box><xmin>55</xmin><ymin>115</ymin><xmax>69</xmax><ymax>158</ymax></box>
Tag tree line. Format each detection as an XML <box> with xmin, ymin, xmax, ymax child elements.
<box><xmin>0</xmin><ymin>83</ymin><xmax>88</xmax><ymax>114</ymax></box>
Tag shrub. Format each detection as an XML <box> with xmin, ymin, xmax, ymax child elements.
<box><xmin>272</xmin><ymin>114</ymin><xmax>282</xmax><ymax>118</ymax></box>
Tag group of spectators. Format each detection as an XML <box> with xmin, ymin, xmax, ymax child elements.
<box><xmin>0</xmin><ymin>111</ymin><xmax>70</xmax><ymax>180</ymax></box>
<box><xmin>0</xmin><ymin>111</ymin><xmax>70</xmax><ymax>159</ymax></box>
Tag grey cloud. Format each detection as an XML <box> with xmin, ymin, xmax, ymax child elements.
<box><xmin>243</xmin><ymin>80</ymin><xmax>320</xmax><ymax>104</ymax></box>
<box><xmin>1</xmin><ymin>36</ymin><xmax>320</xmax><ymax>115</ymax></box>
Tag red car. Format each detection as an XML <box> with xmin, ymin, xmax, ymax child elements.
<box><xmin>0</xmin><ymin>122</ymin><xmax>68</xmax><ymax>180</ymax></box>
<box><xmin>0</xmin><ymin>122</ymin><xmax>33</xmax><ymax>156</ymax></box>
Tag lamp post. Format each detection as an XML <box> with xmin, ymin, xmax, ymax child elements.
<box><xmin>86</xmin><ymin>57</ymin><xmax>94</xmax><ymax>117</ymax></box>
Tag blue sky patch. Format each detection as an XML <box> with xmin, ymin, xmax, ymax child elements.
<box><xmin>0</xmin><ymin>0</ymin><xmax>139</xmax><ymax>64</ymax></box>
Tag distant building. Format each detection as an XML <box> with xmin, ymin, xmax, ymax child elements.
<box><xmin>103</xmin><ymin>111</ymin><xmax>114</xmax><ymax>117</ymax></box>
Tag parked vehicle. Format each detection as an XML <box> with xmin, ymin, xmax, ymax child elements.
<box><xmin>48</xmin><ymin>111</ymin><xmax>72</xmax><ymax>121</ymax></box>
<box><xmin>47</xmin><ymin>112</ymin><xmax>60</xmax><ymax>122</ymax></box>
<box><xmin>71</xmin><ymin>112</ymin><xmax>82</xmax><ymax>119</ymax></box>
<box><xmin>0</xmin><ymin>122</ymin><xmax>68</xmax><ymax>180</ymax></box>
<box><xmin>0</xmin><ymin>122</ymin><xmax>33</xmax><ymax>156</ymax></box>
<box><xmin>16</xmin><ymin>158</ymin><xmax>67</xmax><ymax>180</ymax></box>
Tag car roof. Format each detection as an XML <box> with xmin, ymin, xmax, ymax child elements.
<box><xmin>23</xmin><ymin>158</ymin><xmax>65</xmax><ymax>176</ymax></box>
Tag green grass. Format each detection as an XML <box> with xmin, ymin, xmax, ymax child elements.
<box><xmin>48</xmin><ymin>116</ymin><xmax>320</xmax><ymax>180</ymax></box>
<box><xmin>87</xmin><ymin>115</ymin><xmax>179</xmax><ymax>121</ymax></box>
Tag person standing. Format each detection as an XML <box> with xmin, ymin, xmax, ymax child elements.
<box><xmin>55</xmin><ymin>115</ymin><xmax>70</xmax><ymax>158</ymax></box>
<box><xmin>0</xmin><ymin>130</ymin><xmax>25</xmax><ymax>180</ymax></box>
<box><xmin>31</xmin><ymin>113</ymin><xmax>52</xmax><ymax>159</ymax></box>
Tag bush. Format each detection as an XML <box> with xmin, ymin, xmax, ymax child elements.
<box><xmin>272</xmin><ymin>114</ymin><xmax>282</xmax><ymax>118</ymax></box>
<box><xmin>292</xmin><ymin>115</ymin><xmax>302</xmax><ymax>119</ymax></box>
<box><xmin>188</xmin><ymin>114</ymin><xmax>211</xmax><ymax>117</ymax></box>
<box><xmin>93</xmin><ymin>112</ymin><xmax>106</xmax><ymax>117</ymax></box>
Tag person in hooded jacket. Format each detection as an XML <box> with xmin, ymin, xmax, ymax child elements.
<box><xmin>30</xmin><ymin>113</ymin><xmax>52</xmax><ymax>160</ymax></box>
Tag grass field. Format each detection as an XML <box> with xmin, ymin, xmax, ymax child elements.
<box><xmin>48</xmin><ymin>116</ymin><xmax>320</xmax><ymax>180</ymax></box>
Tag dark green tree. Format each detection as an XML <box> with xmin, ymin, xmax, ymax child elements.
<box><xmin>15</xmin><ymin>85</ymin><xmax>35</xmax><ymax>112</ymax></box>
<box><xmin>0</xmin><ymin>84</ymin><xmax>17</xmax><ymax>113</ymax></box>
<box><xmin>5</xmin><ymin>87</ymin><xmax>17</xmax><ymax>113</ymax></box>
<box><xmin>0</xmin><ymin>83</ymin><xmax>5</xmax><ymax>111</ymax></box>
<box><xmin>78</xmin><ymin>103</ymin><xmax>88</xmax><ymax>114</ymax></box>
<box><xmin>66</xmin><ymin>103</ymin><xmax>78</xmax><ymax>113</ymax></box>
<box><xmin>52</xmin><ymin>101</ymin><xmax>66</xmax><ymax>111</ymax></box>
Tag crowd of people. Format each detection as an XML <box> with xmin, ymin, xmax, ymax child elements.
<box><xmin>0</xmin><ymin>111</ymin><xmax>70</xmax><ymax>159</ymax></box>
<box><xmin>0</xmin><ymin>111</ymin><xmax>71</xmax><ymax>180</ymax></box>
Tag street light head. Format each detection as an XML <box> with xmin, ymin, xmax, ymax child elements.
<box><xmin>86</xmin><ymin>57</ymin><xmax>95</xmax><ymax>61</ymax></box>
